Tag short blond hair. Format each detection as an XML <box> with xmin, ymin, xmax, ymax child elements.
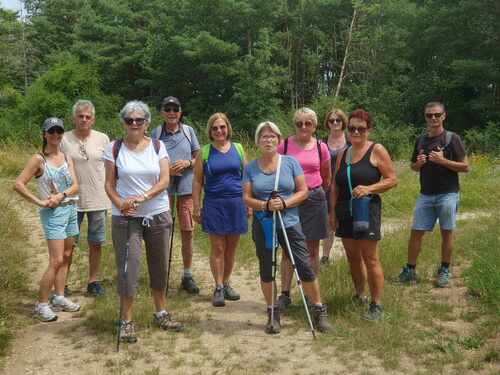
<box><xmin>206</xmin><ymin>113</ymin><xmax>232</xmax><ymax>141</ymax></box>
<box><xmin>255</xmin><ymin>121</ymin><xmax>282</xmax><ymax>145</ymax></box>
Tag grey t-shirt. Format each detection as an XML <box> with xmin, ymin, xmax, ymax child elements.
<box><xmin>152</xmin><ymin>123</ymin><xmax>200</xmax><ymax>196</ymax></box>
<box><xmin>243</xmin><ymin>156</ymin><xmax>304</xmax><ymax>228</ymax></box>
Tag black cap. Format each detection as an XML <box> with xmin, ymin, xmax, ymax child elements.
<box><xmin>42</xmin><ymin>117</ymin><xmax>64</xmax><ymax>132</ymax></box>
<box><xmin>161</xmin><ymin>96</ymin><xmax>181</xmax><ymax>108</ymax></box>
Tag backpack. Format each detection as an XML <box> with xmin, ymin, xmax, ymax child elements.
<box><xmin>283</xmin><ymin>137</ymin><xmax>323</xmax><ymax>164</ymax></box>
<box><xmin>416</xmin><ymin>130</ymin><xmax>455</xmax><ymax>154</ymax></box>
<box><xmin>151</xmin><ymin>123</ymin><xmax>192</xmax><ymax>146</ymax></box>
<box><xmin>201</xmin><ymin>143</ymin><xmax>245</xmax><ymax>175</ymax></box>
<box><xmin>112</xmin><ymin>139</ymin><xmax>161</xmax><ymax>179</ymax></box>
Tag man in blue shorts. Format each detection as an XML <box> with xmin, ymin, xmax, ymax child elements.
<box><xmin>399</xmin><ymin>101</ymin><xmax>469</xmax><ymax>287</ymax></box>
<box><xmin>151</xmin><ymin>96</ymin><xmax>201</xmax><ymax>294</ymax></box>
<box><xmin>61</xmin><ymin>100</ymin><xmax>110</xmax><ymax>296</ymax></box>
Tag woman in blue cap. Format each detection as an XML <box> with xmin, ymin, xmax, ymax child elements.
<box><xmin>14</xmin><ymin>117</ymin><xmax>81</xmax><ymax>322</ymax></box>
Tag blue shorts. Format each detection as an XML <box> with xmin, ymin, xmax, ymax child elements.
<box><xmin>77</xmin><ymin>210</ymin><xmax>107</xmax><ymax>244</ymax></box>
<box><xmin>411</xmin><ymin>193</ymin><xmax>459</xmax><ymax>231</ymax></box>
<box><xmin>40</xmin><ymin>205</ymin><xmax>79</xmax><ymax>240</ymax></box>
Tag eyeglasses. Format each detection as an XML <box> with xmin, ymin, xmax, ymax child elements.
<box><xmin>295</xmin><ymin>121</ymin><xmax>314</xmax><ymax>128</ymax></box>
<box><xmin>347</xmin><ymin>126</ymin><xmax>368</xmax><ymax>134</ymax></box>
<box><xmin>79</xmin><ymin>143</ymin><xmax>89</xmax><ymax>160</ymax></box>
<box><xmin>77</xmin><ymin>114</ymin><xmax>93</xmax><ymax>121</ymax></box>
<box><xmin>328</xmin><ymin>118</ymin><xmax>343</xmax><ymax>124</ymax></box>
<box><xmin>163</xmin><ymin>107</ymin><xmax>180</xmax><ymax>113</ymax></box>
<box><xmin>124</xmin><ymin>117</ymin><xmax>147</xmax><ymax>125</ymax></box>
<box><xmin>47</xmin><ymin>127</ymin><xmax>64</xmax><ymax>135</ymax></box>
<box><xmin>425</xmin><ymin>112</ymin><xmax>443</xmax><ymax>119</ymax></box>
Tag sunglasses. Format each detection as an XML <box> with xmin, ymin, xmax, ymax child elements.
<box><xmin>163</xmin><ymin>107</ymin><xmax>180</xmax><ymax>113</ymax></box>
<box><xmin>295</xmin><ymin>121</ymin><xmax>314</xmax><ymax>128</ymax></box>
<box><xmin>328</xmin><ymin>118</ymin><xmax>343</xmax><ymax>124</ymax></box>
<box><xmin>347</xmin><ymin>126</ymin><xmax>368</xmax><ymax>134</ymax></box>
<box><xmin>47</xmin><ymin>127</ymin><xmax>64</xmax><ymax>135</ymax></box>
<box><xmin>124</xmin><ymin>117</ymin><xmax>147</xmax><ymax>126</ymax></box>
<box><xmin>211</xmin><ymin>125</ymin><xmax>227</xmax><ymax>131</ymax></box>
<box><xmin>425</xmin><ymin>112</ymin><xmax>443</xmax><ymax>119</ymax></box>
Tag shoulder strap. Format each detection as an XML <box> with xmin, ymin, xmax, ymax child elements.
<box><xmin>152</xmin><ymin>139</ymin><xmax>161</xmax><ymax>154</ymax></box>
<box><xmin>443</xmin><ymin>130</ymin><xmax>454</xmax><ymax>149</ymax></box>
<box><xmin>181</xmin><ymin>124</ymin><xmax>192</xmax><ymax>145</ymax></box>
<box><xmin>346</xmin><ymin>146</ymin><xmax>354</xmax><ymax>214</ymax></box>
<box><xmin>283</xmin><ymin>137</ymin><xmax>289</xmax><ymax>154</ymax></box>
<box><xmin>151</xmin><ymin>125</ymin><xmax>161</xmax><ymax>140</ymax></box>
<box><xmin>112</xmin><ymin>139</ymin><xmax>123</xmax><ymax>180</ymax></box>
<box><xmin>201</xmin><ymin>144</ymin><xmax>211</xmax><ymax>163</ymax></box>
<box><xmin>317</xmin><ymin>139</ymin><xmax>323</xmax><ymax>164</ymax></box>
<box><xmin>233</xmin><ymin>142</ymin><xmax>245</xmax><ymax>169</ymax></box>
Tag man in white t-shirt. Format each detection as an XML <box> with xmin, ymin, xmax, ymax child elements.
<box><xmin>61</xmin><ymin>100</ymin><xmax>110</xmax><ymax>296</ymax></box>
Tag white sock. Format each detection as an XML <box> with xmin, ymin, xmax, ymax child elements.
<box><xmin>154</xmin><ymin>310</ymin><xmax>166</xmax><ymax>318</ymax></box>
<box><xmin>183</xmin><ymin>268</ymin><xmax>192</xmax><ymax>278</ymax></box>
<box><xmin>53</xmin><ymin>295</ymin><xmax>65</xmax><ymax>303</ymax></box>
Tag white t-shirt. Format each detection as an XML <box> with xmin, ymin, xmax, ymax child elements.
<box><xmin>61</xmin><ymin>130</ymin><xmax>111</xmax><ymax>211</ymax></box>
<box><xmin>103</xmin><ymin>139</ymin><xmax>170</xmax><ymax>217</ymax></box>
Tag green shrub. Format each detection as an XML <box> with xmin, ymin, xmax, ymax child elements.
<box><xmin>464</xmin><ymin>122</ymin><xmax>500</xmax><ymax>156</ymax></box>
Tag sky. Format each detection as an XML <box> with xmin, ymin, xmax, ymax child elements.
<box><xmin>1</xmin><ymin>0</ymin><xmax>22</xmax><ymax>11</ymax></box>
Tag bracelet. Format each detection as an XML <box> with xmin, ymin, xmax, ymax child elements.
<box><xmin>143</xmin><ymin>193</ymin><xmax>150</xmax><ymax>201</ymax></box>
<box><xmin>188</xmin><ymin>160</ymin><xmax>193</xmax><ymax>168</ymax></box>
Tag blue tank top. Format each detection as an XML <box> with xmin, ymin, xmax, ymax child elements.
<box><xmin>203</xmin><ymin>143</ymin><xmax>242</xmax><ymax>198</ymax></box>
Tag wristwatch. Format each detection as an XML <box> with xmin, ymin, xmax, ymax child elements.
<box><xmin>143</xmin><ymin>192</ymin><xmax>150</xmax><ymax>201</ymax></box>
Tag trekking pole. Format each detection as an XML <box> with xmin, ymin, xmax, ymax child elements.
<box><xmin>166</xmin><ymin>195</ymin><xmax>176</xmax><ymax>296</ymax></box>
<box><xmin>276</xmin><ymin>210</ymin><xmax>316</xmax><ymax>339</ymax></box>
<box><xmin>270</xmin><ymin>210</ymin><xmax>277</xmax><ymax>325</ymax></box>
<box><xmin>117</xmin><ymin>217</ymin><xmax>131</xmax><ymax>352</ymax></box>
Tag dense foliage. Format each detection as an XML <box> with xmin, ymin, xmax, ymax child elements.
<box><xmin>0</xmin><ymin>0</ymin><xmax>499</xmax><ymax>155</ymax></box>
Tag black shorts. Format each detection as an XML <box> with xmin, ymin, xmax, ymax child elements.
<box><xmin>335</xmin><ymin>195</ymin><xmax>381</xmax><ymax>241</ymax></box>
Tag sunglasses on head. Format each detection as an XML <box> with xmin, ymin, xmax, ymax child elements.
<box><xmin>347</xmin><ymin>125</ymin><xmax>368</xmax><ymax>134</ymax></box>
<box><xmin>47</xmin><ymin>127</ymin><xmax>64</xmax><ymax>135</ymax></box>
<box><xmin>425</xmin><ymin>112</ymin><xmax>443</xmax><ymax>119</ymax></box>
<box><xmin>124</xmin><ymin>117</ymin><xmax>147</xmax><ymax>126</ymax></box>
<box><xmin>163</xmin><ymin>107</ymin><xmax>180</xmax><ymax>113</ymax></box>
<box><xmin>328</xmin><ymin>118</ymin><xmax>343</xmax><ymax>124</ymax></box>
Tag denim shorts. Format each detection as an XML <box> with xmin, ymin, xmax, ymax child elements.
<box><xmin>77</xmin><ymin>210</ymin><xmax>107</xmax><ymax>244</ymax></box>
<box><xmin>412</xmin><ymin>193</ymin><xmax>459</xmax><ymax>231</ymax></box>
<box><xmin>39</xmin><ymin>205</ymin><xmax>79</xmax><ymax>240</ymax></box>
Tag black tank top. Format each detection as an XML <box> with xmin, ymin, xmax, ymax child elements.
<box><xmin>335</xmin><ymin>143</ymin><xmax>381</xmax><ymax>201</ymax></box>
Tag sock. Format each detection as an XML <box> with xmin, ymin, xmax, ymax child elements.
<box><xmin>441</xmin><ymin>262</ymin><xmax>450</xmax><ymax>269</ymax></box>
<box><xmin>154</xmin><ymin>310</ymin><xmax>166</xmax><ymax>318</ymax></box>
<box><xmin>314</xmin><ymin>303</ymin><xmax>323</xmax><ymax>307</ymax></box>
<box><xmin>281</xmin><ymin>291</ymin><xmax>290</xmax><ymax>297</ymax></box>
<box><xmin>38</xmin><ymin>302</ymin><xmax>49</xmax><ymax>308</ymax></box>
<box><xmin>53</xmin><ymin>294</ymin><xmax>65</xmax><ymax>303</ymax></box>
<box><xmin>183</xmin><ymin>268</ymin><xmax>192</xmax><ymax>278</ymax></box>
<box><xmin>407</xmin><ymin>263</ymin><xmax>416</xmax><ymax>269</ymax></box>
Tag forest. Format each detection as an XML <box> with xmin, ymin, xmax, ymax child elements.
<box><xmin>1</xmin><ymin>0</ymin><xmax>499</xmax><ymax>155</ymax></box>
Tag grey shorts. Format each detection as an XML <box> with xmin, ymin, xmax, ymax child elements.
<box><xmin>112</xmin><ymin>211</ymin><xmax>172</xmax><ymax>297</ymax></box>
<box><xmin>298</xmin><ymin>187</ymin><xmax>329</xmax><ymax>241</ymax></box>
<box><xmin>77</xmin><ymin>210</ymin><xmax>106</xmax><ymax>244</ymax></box>
<box><xmin>252</xmin><ymin>220</ymin><xmax>315</xmax><ymax>283</ymax></box>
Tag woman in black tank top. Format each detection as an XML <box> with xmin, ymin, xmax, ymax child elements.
<box><xmin>329</xmin><ymin>109</ymin><xmax>397</xmax><ymax>321</ymax></box>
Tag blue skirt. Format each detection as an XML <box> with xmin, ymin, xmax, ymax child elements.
<box><xmin>202</xmin><ymin>195</ymin><xmax>248</xmax><ymax>235</ymax></box>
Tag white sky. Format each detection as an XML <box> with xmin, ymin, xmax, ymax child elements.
<box><xmin>1</xmin><ymin>0</ymin><xmax>22</xmax><ymax>11</ymax></box>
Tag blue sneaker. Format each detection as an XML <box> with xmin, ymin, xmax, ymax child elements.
<box><xmin>398</xmin><ymin>266</ymin><xmax>417</xmax><ymax>283</ymax></box>
<box><xmin>87</xmin><ymin>281</ymin><xmax>105</xmax><ymax>297</ymax></box>
<box><xmin>436</xmin><ymin>267</ymin><xmax>450</xmax><ymax>288</ymax></box>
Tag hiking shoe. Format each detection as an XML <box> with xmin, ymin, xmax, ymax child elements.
<box><xmin>265</xmin><ymin>306</ymin><xmax>281</xmax><ymax>334</ymax></box>
<box><xmin>64</xmin><ymin>285</ymin><xmax>72</xmax><ymax>296</ymax></box>
<box><xmin>181</xmin><ymin>276</ymin><xmax>200</xmax><ymax>294</ymax></box>
<box><xmin>351</xmin><ymin>294</ymin><xmax>369</xmax><ymax>306</ymax></box>
<box><xmin>153</xmin><ymin>311</ymin><xmax>184</xmax><ymax>332</ymax></box>
<box><xmin>87</xmin><ymin>281</ymin><xmax>105</xmax><ymax>297</ymax></box>
<box><xmin>119</xmin><ymin>320</ymin><xmax>138</xmax><ymax>343</ymax></box>
<box><xmin>212</xmin><ymin>286</ymin><xmax>225</xmax><ymax>307</ymax></box>
<box><xmin>34</xmin><ymin>303</ymin><xmax>58</xmax><ymax>322</ymax></box>
<box><xmin>364</xmin><ymin>302</ymin><xmax>383</xmax><ymax>321</ymax></box>
<box><xmin>398</xmin><ymin>266</ymin><xmax>417</xmax><ymax>284</ymax></box>
<box><xmin>223</xmin><ymin>283</ymin><xmax>240</xmax><ymax>301</ymax></box>
<box><xmin>320</xmin><ymin>256</ymin><xmax>330</xmax><ymax>266</ymax></box>
<box><xmin>277</xmin><ymin>294</ymin><xmax>291</xmax><ymax>311</ymax></box>
<box><xmin>51</xmin><ymin>295</ymin><xmax>81</xmax><ymax>312</ymax></box>
<box><xmin>312</xmin><ymin>304</ymin><xmax>331</xmax><ymax>332</ymax></box>
<box><xmin>436</xmin><ymin>267</ymin><xmax>451</xmax><ymax>288</ymax></box>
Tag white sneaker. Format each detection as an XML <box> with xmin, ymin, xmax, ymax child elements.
<box><xmin>51</xmin><ymin>295</ymin><xmax>81</xmax><ymax>312</ymax></box>
<box><xmin>34</xmin><ymin>303</ymin><xmax>58</xmax><ymax>322</ymax></box>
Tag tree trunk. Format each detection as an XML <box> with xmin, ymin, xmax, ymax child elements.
<box><xmin>334</xmin><ymin>8</ymin><xmax>357</xmax><ymax>99</ymax></box>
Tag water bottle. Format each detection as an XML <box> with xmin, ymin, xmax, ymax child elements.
<box><xmin>352</xmin><ymin>196</ymin><xmax>371</xmax><ymax>232</ymax></box>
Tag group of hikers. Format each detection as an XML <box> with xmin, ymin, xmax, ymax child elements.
<box><xmin>13</xmin><ymin>97</ymin><xmax>468</xmax><ymax>343</ymax></box>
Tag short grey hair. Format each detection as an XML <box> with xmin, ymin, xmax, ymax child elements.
<box><xmin>119</xmin><ymin>100</ymin><xmax>151</xmax><ymax>122</ymax></box>
<box><xmin>255</xmin><ymin>121</ymin><xmax>282</xmax><ymax>145</ymax></box>
<box><xmin>72</xmin><ymin>99</ymin><xmax>95</xmax><ymax>117</ymax></box>
<box><xmin>293</xmin><ymin>107</ymin><xmax>318</xmax><ymax>127</ymax></box>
